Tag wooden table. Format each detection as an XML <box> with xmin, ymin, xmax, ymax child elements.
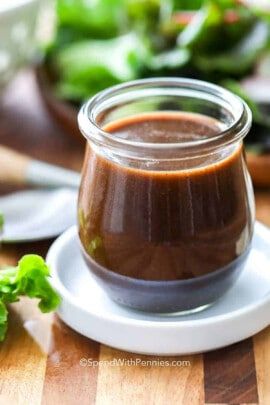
<box><xmin>0</xmin><ymin>70</ymin><xmax>270</xmax><ymax>405</ymax></box>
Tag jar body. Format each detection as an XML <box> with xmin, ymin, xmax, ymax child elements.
<box><xmin>77</xmin><ymin>79</ymin><xmax>254</xmax><ymax>313</ymax></box>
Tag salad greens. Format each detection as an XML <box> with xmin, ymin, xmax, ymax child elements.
<box><xmin>57</xmin><ymin>0</ymin><xmax>127</xmax><ymax>40</ymax></box>
<box><xmin>46</xmin><ymin>0</ymin><xmax>270</xmax><ymax>146</ymax></box>
<box><xmin>0</xmin><ymin>255</ymin><xmax>61</xmax><ymax>342</ymax></box>
<box><xmin>54</xmin><ymin>33</ymin><xmax>148</xmax><ymax>101</ymax></box>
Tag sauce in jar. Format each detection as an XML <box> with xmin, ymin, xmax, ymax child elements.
<box><xmin>78</xmin><ymin>78</ymin><xmax>254</xmax><ymax>313</ymax></box>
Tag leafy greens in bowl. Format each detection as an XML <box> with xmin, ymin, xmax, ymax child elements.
<box><xmin>44</xmin><ymin>0</ymin><xmax>270</xmax><ymax>148</ymax></box>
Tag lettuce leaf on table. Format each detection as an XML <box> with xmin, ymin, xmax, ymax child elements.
<box><xmin>0</xmin><ymin>255</ymin><xmax>61</xmax><ymax>342</ymax></box>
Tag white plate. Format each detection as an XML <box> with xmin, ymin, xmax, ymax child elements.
<box><xmin>47</xmin><ymin>222</ymin><xmax>270</xmax><ymax>355</ymax></box>
<box><xmin>0</xmin><ymin>189</ymin><xmax>77</xmax><ymax>242</ymax></box>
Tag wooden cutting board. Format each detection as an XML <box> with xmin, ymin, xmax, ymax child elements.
<box><xmin>0</xmin><ymin>70</ymin><xmax>270</xmax><ymax>405</ymax></box>
<box><xmin>0</xmin><ymin>296</ymin><xmax>269</xmax><ymax>405</ymax></box>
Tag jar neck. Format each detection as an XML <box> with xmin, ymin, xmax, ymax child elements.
<box><xmin>78</xmin><ymin>78</ymin><xmax>252</xmax><ymax>161</ymax></box>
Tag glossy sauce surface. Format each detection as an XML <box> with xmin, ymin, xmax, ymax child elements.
<box><xmin>78</xmin><ymin>112</ymin><xmax>253</xmax><ymax>281</ymax></box>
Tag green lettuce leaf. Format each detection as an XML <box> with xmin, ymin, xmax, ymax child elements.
<box><xmin>195</xmin><ymin>21</ymin><xmax>270</xmax><ymax>75</ymax></box>
<box><xmin>54</xmin><ymin>33</ymin><xmax>149</xmax><ymax>101</ymax></box>
<box><xmin>57</xmin><ymin>0</ymin><xmax>126</xmax><ymax>39</ymax></box>
<box><xmin>0</xmin><ymin>255</ymin><xmax>61</xmax><ymax>342</ymax></box>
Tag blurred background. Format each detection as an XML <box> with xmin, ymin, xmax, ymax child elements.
<box><xmin>41</xmin><ymin>0</ymin><xmax>270</xmax><ymax>156</ymax></box>
<box><xmin>0</xmin><ymin>0</ymin><xmax>270</xmax><ymax>242</ymax></box>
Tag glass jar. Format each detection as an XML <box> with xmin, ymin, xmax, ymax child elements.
<box><xmin>78</xmin><ymin>78</ymin><xmax>254</xmax><ymax>314</ymax></box>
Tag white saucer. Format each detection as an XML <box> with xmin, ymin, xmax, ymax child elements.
<box><xmin>47</xmin><ymin>222</ymin><xmax>270</xmax><ymax>355</ymax></box>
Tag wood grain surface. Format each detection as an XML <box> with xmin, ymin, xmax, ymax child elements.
<box><xmin>0</xmin><ymin>70</ymin><xmax>269</xmax><ymax>405</ymax></box>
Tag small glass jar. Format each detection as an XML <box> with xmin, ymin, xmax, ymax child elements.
<box><xmin>78</xmin><ymin>78</ymin><xmax>254</xmax><ymax>314</ymax></box>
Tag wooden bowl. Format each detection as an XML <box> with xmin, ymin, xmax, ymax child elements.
<box><xmin>36</xmin><ymin>65</ymin><xmax>270</xmax><ymax>187</ymax></box>
<box><xmin>35</xmin><ymin>65</ymin><xmax>81</xmax><ymax>142</ymax></box>
<box><xmin>246</xmin><ymin>152</ymin><xmax>270</xmax><ymax>188</ymax></box>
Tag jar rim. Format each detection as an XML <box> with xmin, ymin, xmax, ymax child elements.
<box><xmin>78</xmin><ymin>77</ymin><xmax>252</xmax><ymax>155</ymax></box>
